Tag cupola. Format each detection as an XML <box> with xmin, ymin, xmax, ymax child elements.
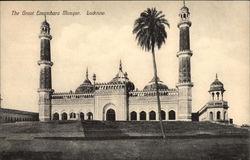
<box><xmin>143</xmin><ymin>76</ymin><xmax>168</xmax><ymax>91</ymax></box>
<box><xmin>75</xmin><ymin>68</ymin><xmax>94</xmax><ymax>93</ymax></box>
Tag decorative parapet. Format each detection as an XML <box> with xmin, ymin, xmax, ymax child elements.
<box><xmin>207</xmin><ymin>101</ymin><xmax>228</xmax><ymax>107</ymax></box>
<box><xmin>128</xmin><ymin>89</ymin><xmax>178</xmax><ymax>97</ymax></box>
<box><xmin>52</xmin><ymin>92</ymin><xmax>94</xmax><ymax>99</ymax></box>
<box><xmin>95</xmin><ymin>81</ymin><xmax>126</xmax><ymax>90</ymax></box>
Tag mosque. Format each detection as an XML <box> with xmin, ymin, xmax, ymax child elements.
<box><xmin>37</xmin><ymin>4</ymin><xmax>230</xmax><ymax>122</ymax></box>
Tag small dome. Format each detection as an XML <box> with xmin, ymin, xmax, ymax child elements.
<box><xmin>143</xmin><ymin>76</ymin><xmax>168</xmax><ymax>91</ymax></box>
<box><xmin>75</xmin><ymin>68</ymin><xmax>94</xmax><ymax>94</ymax></box>
<box><xmin>83</xmin><ymin>79</ymin><xmax>92</xmax><ymax>84</ymax></box>
<box><xmin>75</xmin><ymin>83</ymin><xmax>94</xmax><ymax>94</ymax></box>
<box><xmin>209</xmin><ymin>74</ymin><xmax>225</xmax><ymax>92</ymax></box>
<box><xmin>181</xmin><ymin>6</ymin><xmax>189</xmax><ymax>12</ymax></box>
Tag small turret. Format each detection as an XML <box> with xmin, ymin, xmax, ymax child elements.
<box><xmin>209</xmin><ymin>74</ymin><xmax>225</xmax><ymax>101</ymax></box>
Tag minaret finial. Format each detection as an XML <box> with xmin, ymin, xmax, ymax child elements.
<box><xmin>119</xmin><ymin>59</ymin><xmax>122</xmax><ymax>71</ymax></box>
<box><xmin>216</xmin><ymin>73</ymin><xmax>218</xmax><ymax>80</ymax></box>
<box><xmin>86</xmin><ymin>67</ymin><xmax>89</xmax><ymax>79</ymax></box>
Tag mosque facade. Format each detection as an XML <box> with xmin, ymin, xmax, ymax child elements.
<box><xmin>37</xmin><ymin>4</ymin><xmax>230</xmax><ymax>122</ymax></box>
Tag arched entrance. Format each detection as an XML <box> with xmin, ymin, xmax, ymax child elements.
<box><xmin>53</xmin><ymin>113</ymin><xmax>59</xmax><ymax>120</ymax></box>
<box><xmin>70</xmin><ymin>112</ymin><xmax>76</xmax><ymax>119</ymax></box>
<box><xmin>140</xmin><ymin>111</ymin><xmax>146</xmax><ymax>120</ymax></box>
<box><xmin>149</xmin><ymin>111</ymin><xmax>156</xmax><ymax>120</ymax></box>
<box><xmin>106</xmin><ymin>109</ymin><xmax>116</xmax><ymax>121</ymax></box>
<box><xmin>209</xmin><ymin>112</ymin><xmax>213</xmax><ymax>121</ymax></box>
<box><xmin>161</xmin><ymin>110</ymin><xmax>166</xmax><ymax>120</ymax></box>
<box><xmin>62</xmin><ymin>112</ymin><xmax>67</xmax><ymax>120</ymax></box>
<box><xmin>80</xmin><ymin>112</ymin><xmax>84</xmax><ymax>120</ymax></box>
<box><xmin>168</xmin><ymin>110</ymin><xmax>176</xmax><ymax>120</ymax></box>
<box><xmin>87</xmin><ymin>112</ymin><xmax>93</xmax><ymax>120</ymax></box>
<box><xmin>224</xmin><ymin>111</ymin><xmax>227</xmax><ymax>120</ymax></box>
<box><xmin>217</xmin><ymin>111</ymin><xmax>221</xmax><ymax>120</ymax></box>
<box><xmin>130</xmin><ymin>111</ymin><xmax>137</xmax><ymax>120</ymax></box>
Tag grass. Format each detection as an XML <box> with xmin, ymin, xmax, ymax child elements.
<box><xmin>0</xmin><ymin>121</ymin><xmax>249</xmax><ymax>160</ymax></box>
<box><xmin>0</xmin><ymin>138</ymin><xmax>249</xmax><ymax>160</ymax></box>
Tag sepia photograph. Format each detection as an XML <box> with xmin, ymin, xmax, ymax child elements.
<box><xmin>0</xmin><ymin>1</ymin><xmax>249</xmax><ymax>160</ymax></box>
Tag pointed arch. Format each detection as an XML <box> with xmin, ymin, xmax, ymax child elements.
<box><xmin>149</xmin><ymin>111</ymin><xmax>156</xmax><ymax>120</ymax></box>
<box><xmin>87</xmin><ymin>112</ymin><xmax>93</xmax><ymax>120</ymax></box>
<box><xmin>217</xmin><ymin>111</ymin><xmax>221</xmax><ymax>120</ymax></box>
<box><xmin>130</xmin><ymin>111</ymin><xmax>137</xmax><ymax>120</ymax></box>
<box><xmin>53</xmin><ymin>113</ymin><xmax>59</xmax><ymax>120</ymax></box>
<box><xmin>106</xmin><ymin>109</ymin><xmax>116</xmax><ymax>121</ymax></box>
<box><xmin>168</xmin><ymin>110</ymin><xmax>176</xmax><ymax>120</ymax></box>
<box><xmin>140</xmin><ymin>111</ymin><xmax>146</xmax><ymax>120</ymax></box>
<box><xmin>80</xmin><ymin>112</ymin><xmax>84</xmax><ymax>120</ymax></box>
<box><xmin>209</xmin><ymin>112</ymin><xmax>213</xmax><ymax>121</ymax></box>
<box><xmin>224</xmin><ymin>111</ymin><xmax>227</xmax><ymax>120</ymax></box>
<box><xmin>161</xmin><ymin>110</ymin><xmax>166</xmax><ymax>120</ymax></box>
<box><xmin>62</xmin><ymin>112</ymin><xmax>67</xmax><ymax>120</ymax></box>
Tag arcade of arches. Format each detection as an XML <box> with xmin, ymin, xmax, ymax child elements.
<box><xmin>209</xmin><ymin>111</ymin><xmax>227</xmax><ymax>121</ymax></box>
<box><xmin>53</xmin><ymin>112</ymin><xmax>93</xmax><ymax>121</ymax></box>
<box><xmin>133</xmin><ymin>110</ymin><xmax>175</xmax><ymax>121</ymax></box>
<box><xmin>52</xmin><ymin>110</ymin><xmax>176</xmax><ymax>121</ymax></box>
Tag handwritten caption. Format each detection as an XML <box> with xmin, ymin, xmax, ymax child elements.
<box><xmin>12</xmin><ymin>10</ymin><xmax>105</xmax><ymax>16</ymax></box>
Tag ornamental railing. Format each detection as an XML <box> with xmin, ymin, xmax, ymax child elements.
<box><xmin>129</xmin><ymin>89</ymin><xmax>178</xmax><ymax>97</ymax></box>
<box><xmin>52</xmin><ymin>92</ymin><xmax>94</xmax><ymax>99</ymax></box>
<box><xmin>207</xmin><ymin>101</ymin><xmax>228</xmax><ymax>106</ymax></box>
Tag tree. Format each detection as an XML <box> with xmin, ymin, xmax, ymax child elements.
<box><xmin>133</xmin><ymin>8</ymin><xmax>170</xmax><ymax>139</ymax></box>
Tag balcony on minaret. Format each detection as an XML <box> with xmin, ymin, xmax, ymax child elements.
<box><xmin>178</xmin><ymin>6</ymin><xmax>191</xmax><ymax>28</ymax></box>
<box><xmin>39</xmin><ymin>20</ymin><xmax>52</xmax><ymax>40</ymax></box>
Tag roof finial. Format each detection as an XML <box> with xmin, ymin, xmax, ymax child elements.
<box><xmin>119</xmin><ymin>59</ymin><xmax>122</xmax><ymax>71</ymax></box>
<box><xmin>216</xmin><ymin>73</ymin><xmax>218</xmax><ymax>80</ymax></box>
<box><xmin>44</xmin><ymin>15</ymin><xmax>47</xmax><ymax>22</ymax></box>
<box><xmin>86</xmin><ymin>67</ymin><xmax>89</xmax><ymax>79</ymax></box>
<box><xmin>183</xmin><ymin>0</ymin><xmax>186</xmax><ymax>6</ymax></box>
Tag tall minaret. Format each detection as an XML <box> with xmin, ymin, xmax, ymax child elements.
<box><xmin>37</xmin><ymin>17</ymin><xmax>53</xmax><ymax>121</ymax></box>
<box><xmin>176</xmin><ymin>3</ymin><xmax>193</xmax><ymax>121</ymax></box>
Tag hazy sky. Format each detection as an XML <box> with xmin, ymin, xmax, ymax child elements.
<box><xmin>1</xmin><ymin>1</ymin><xmax>249</xmax><ymax>125</ymax></box>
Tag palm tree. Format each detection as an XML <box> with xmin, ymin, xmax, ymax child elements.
<box><xmin>133</xmin><ymin>8</ymin><xmax>169</xmax><ymax>139</ymax></box>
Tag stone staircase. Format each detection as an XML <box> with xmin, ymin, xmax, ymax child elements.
<box><xmin>81</xmin><ymin>121</ymin><xmax>129</xmax><ymax>138</ymax></box>
<box><xmin>81</xmin><ymin>121</ymin><xmax>249</xmax><ymax>138</ymax></box>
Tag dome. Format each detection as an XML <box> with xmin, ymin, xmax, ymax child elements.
<box><xmin>75</xmin><ymin>68</ymin><xmax>94</xmax><ymax>94</ymax></box>
<box><xmin>181</xmin><ymin>6</ymin><xmax>189</xmax><ymax>12</ymax></box>
<box><xmin>143</xmin><ymin>76</ymin><xmax>168</xmax><ymax>91</ymax></box>
<box><xmin>83</xmin><ymin>79</ymin><xmax>92</xmax><ymax>84</ymax></box>
<box><xmin>209</xmin><ymin>74</ymin><xmax>225</xmax><ymax>92</ymax></box>
<box><xmin>110</xmin><ymin>60</ymin><xmax>135</xmax><ymax>91</ymax></box>
<box><xmin>41</xmin><ymin>19</ymin><xmax>50</xmax><ymax>27</ymax></box>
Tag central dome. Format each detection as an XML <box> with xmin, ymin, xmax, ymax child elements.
<box><xmin>110</xmin><ymin>60</ymin><xmax>135</xmax><ymax>91</ymax></box>
<box><xmin>143</xmin><ymin>76</ymin><xmax>168</xmax><ymax>91</ymax></box>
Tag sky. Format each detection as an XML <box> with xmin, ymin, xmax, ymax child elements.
<box><xmin>1</xmin><ymin>1</ymin><xmax>249</xmax><ymax>125</ymax></box>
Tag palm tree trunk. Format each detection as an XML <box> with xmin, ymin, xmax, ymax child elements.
<box><xmin>151</xmin><ymin>46</ymin><xmax>166</xmax><ymax>139</ymax></box>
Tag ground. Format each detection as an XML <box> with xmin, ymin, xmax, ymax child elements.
<box><xmin>0</xmin><ymin>121</ymin><xmax>249</xmax><ymax>160</ymax></box>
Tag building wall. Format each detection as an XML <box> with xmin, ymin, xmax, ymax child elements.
<box><xmin>52</xmin><ymin>97</ymin><xmax>94</xmax><ymax>120</ymax></box>
<box><xmin>199</xmin><ymin>106</ymin><xmax>228</xmax><ymax>122</ymax></box>
<box><xmin>0</xmin><ymin>108</ymin><xmax>38</xmax><ymax>123</ymax></box>
<box><xmin>128</xmin><ymin>95</ymin><xmax>178</xmax><ymax>120</ymax></box>
<box><xmin>50</xmin><ymin>89</ymin><xmax>183</xmax><ymax>121</ymax></box>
